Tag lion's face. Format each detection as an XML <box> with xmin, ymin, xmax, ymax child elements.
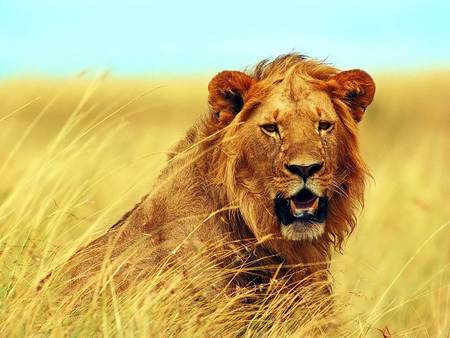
<box><xmin>238</xmin><ymin>79</ymin><xmax>340</xmax><ymax>241</ymax></box>
<box><xmin>208</xmin><ymin>61</ymin><xmax>375</xmax><ymax>243</ymax></box>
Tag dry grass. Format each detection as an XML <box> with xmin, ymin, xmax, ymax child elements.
<box><xmin>0</xmin><ymin>71</ymin><xmax>449</xmax><ymax>337</ymax></box>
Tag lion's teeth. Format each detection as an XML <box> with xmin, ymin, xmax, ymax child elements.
<box><xmin>290</xmin><ymin>197</ymin><xmax>319</xmax><ymax>217</ymax></box>
<box><xmin>311</xmin><ymin>197</ymin><xmax>319</xmax><ymax>210</ymax></box>
<box><xmin>290</xmin><ymin>199</ymin><xmax>304</xmax><ymax>217</ymax></box>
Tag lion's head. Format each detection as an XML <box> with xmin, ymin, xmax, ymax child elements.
<box><xmin>206</xmin><ymin>54</ymin><xmax>375</xmax><ymax>250</ymax></box>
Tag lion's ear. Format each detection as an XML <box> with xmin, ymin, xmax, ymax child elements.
<box><xmin>208</xmin><ymin>71</ymin><xmax>255</xmax><ymax>124</ymax></box>
<box><xmin>331</xmin><ymin>69</ymin><xmax>375</xmax><ymax>122</ymax></box>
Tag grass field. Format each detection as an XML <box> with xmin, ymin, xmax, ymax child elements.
<box><xmin>0</xmin><ymin>71</ymin><xmax>449</xmax><ymax>337</ymax></box>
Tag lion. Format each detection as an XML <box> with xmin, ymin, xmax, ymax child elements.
<box><xmin>41</xmin><ymin>53</ymin><xmax>375</xmax><ymax>300</ymax></box>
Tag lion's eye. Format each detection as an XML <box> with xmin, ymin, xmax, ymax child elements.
<box><xmin>260</xmin><ymin>123</ymin><xmax>279</xmax><ymax>134</ymax></box>
<box><xmin>318</xmin><ymin>121</ymin><xmax>334</xmax><ymax>132</ymax></box>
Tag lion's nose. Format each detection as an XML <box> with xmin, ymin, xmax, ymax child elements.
<box><xmin>285</xmin><ymin>162</ymin><xmax>323</xmax><ymax>181</ymax></box>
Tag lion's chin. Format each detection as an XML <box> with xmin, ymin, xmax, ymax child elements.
<box><xmin>280</xmin><ymin>221</ymin><xmax>325</xmax><ymax>241</ymax></box>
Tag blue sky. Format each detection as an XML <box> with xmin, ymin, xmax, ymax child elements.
<box><xmin>1</xmin><ymin>0</ymin><xmax>449</xmax><ymax>77</ymax></box>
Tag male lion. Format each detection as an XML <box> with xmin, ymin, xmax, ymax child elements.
<box><xmin>43</xmin><ymin>54</ymin><xmax>375</xmax><ymax>299</ymax></box>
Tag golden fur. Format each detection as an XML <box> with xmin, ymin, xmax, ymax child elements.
<box><xmin>41</xmin><ymin>53</ymin><xmax>375</xmax><ymax>296</ymax></box>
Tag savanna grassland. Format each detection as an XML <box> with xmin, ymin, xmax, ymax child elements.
<box><xmin>0</xmin><ymin>71</ymin><xmax>449</xmax><ymax>337</ymax></box>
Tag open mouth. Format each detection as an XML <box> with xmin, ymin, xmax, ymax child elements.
<box><xmin>274</xmin><ymin>189</ymin><xmax>328</xmax><ymax>225</ymax></box>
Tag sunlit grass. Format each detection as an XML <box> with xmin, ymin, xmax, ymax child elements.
<box><xmin>0</xmin><ymin>71</ymin><xmax>448</xmax><ymax>336</ymax></box>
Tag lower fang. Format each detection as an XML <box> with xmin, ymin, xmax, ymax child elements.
<box><xmin>311</xmin><ymin>197</ymin><xmax>319</xmax><ymax>210</ymax></box>
<box><xmin>290</xmin><ymin>199</ymin><xmax>305</xmax><ymax>217</ymax></box>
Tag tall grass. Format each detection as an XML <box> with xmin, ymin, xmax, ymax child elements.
<box><xmin>0</xmin><ymin>71</ymin><xmax>448</xmax><ymax>337</ymax></box>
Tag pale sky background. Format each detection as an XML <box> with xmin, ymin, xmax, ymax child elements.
<box><xmin>1</xmin><ymin>0</ymin><xmax>449</xmax><ymax>77</ymax></box>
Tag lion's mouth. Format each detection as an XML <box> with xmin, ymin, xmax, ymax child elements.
<box><xmin>274</xmin><ymin>189</ymin><xmax>328</xmax><ymax>225</ymax></box>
